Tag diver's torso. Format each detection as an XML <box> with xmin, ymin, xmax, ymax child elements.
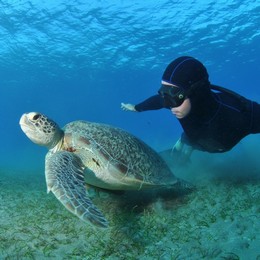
<box><xmin>180</xmin><ymin>92</ymin><xmax>252</xmax><ymax>152</ymax></box>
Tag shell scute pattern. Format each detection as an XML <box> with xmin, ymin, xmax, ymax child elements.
<box><xmin>64</xmin><ymin>121</ymin><xmax>174</xmax><ymax>184</ymax></box>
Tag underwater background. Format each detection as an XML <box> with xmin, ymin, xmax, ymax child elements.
<box><xmin>0</xmin><ymin>0</ymin><xmax>259</xmax><ymax>259</ymax></box>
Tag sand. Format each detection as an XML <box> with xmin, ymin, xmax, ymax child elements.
<box><xmin>0</xmin><ymin>154</ymin><xmax>259</xmax><ymax>259</ymax></box>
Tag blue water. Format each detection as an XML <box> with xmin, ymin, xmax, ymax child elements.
<box><xmin>0</xmin><ymin>1</ymin><xmax>260</xmax><ymax>258</ymax></box>
<box><xmin>1</xmin><ymin>0</ymin><xmax>260</xmax><ymax>170</ymax></box>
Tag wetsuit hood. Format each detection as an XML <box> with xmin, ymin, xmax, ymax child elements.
<box><xmin>162</xmin><ymin>56</ymin><xmax>219</xmax><ymax>122</ymax></box>
<box><xmin>160</xmin><ymin>56</ymin><xmax>214</xmax><ymax>109</ymax></box>
<box><xmin>162</xmin><ymin>56</ymin><xmax>209</xmax><ymax>90</ymax></box>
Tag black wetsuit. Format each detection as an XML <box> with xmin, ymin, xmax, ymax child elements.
<box><xmin>135</xmin><ymin>87</ymin><xmax>260</xmax><ymax>153</ymax></box>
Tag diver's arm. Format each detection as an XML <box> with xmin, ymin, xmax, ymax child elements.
<box><xmin>121</xmin><ymin>94</ymin><xmax>165</xmax><ymax>112</ymax></box>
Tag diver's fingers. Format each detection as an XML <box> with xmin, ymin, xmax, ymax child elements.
<box><xmin>121</xmin><ymin>103</ymin><xmax>136</xmax><ymax>112</ymax></box>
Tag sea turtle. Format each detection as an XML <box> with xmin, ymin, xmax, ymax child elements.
<box><xmin>19</xmin><ymin>112</ymin><xmax>193</xmax><ymax>228</ymax></box>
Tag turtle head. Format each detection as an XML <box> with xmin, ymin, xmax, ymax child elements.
<box><xmin>19</xmin><ymin>112</ymin><xmax>63</xmax><ymax>149</ymax></box>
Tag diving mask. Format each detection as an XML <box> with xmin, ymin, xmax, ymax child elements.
<box><xmin>158</xmin><ymin>84</ymin><xmax>186</xmax><ymax>108</ymax></box>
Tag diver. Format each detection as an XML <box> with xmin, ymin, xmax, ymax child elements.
<box><xmin>121</xmin><ymin>56</ymin><xmax>260</xmax><ymax>163</ymax></box>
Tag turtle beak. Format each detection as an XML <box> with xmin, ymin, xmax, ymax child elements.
<box><xmin>19</xmin><ymin>114</ymin><xmax>33</xmax><ymax>137</ymax></box>
<box><xmin>19</xmin><ymin>113</ymin><xmax>39</xmax><ymax>144</ymax></box>
<box><xmin>19</xmin><ymin>113</ymin><xmax>29</xmax><ymax>130</ymax></box>
<box><xmin>19</xmin><ymin>113</ymin><xmax>33</xmax><ymax>132</ymax></box>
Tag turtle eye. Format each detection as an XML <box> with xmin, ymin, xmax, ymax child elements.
<box><xmin>32</xmin><ymin>114</ymin><xmax>40</xmax><ymax>121</ymax></box>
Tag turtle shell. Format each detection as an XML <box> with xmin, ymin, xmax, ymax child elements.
<box><xmin>62</xmin><ymin>121</ymin><xmax>178</xmax><ymax>190</ymax></box>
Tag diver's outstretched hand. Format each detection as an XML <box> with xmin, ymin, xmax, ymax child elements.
<box><xmin>121</xmin><ymin>103</ymin><xmax>137</xmax><ymax>112</ymax></box>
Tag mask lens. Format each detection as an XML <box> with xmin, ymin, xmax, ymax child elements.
<box><xmin>158</xmin><ymin>85</ymin><xmax>185</xmax><ymax>107</ymax></box>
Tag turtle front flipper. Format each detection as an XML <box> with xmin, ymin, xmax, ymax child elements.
<box><xmin>45</xmin><ymin>151</ymin><xmax>108</xmax><ymax>228</ymax></box>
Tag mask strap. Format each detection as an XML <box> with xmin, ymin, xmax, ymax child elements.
<box><xmin>185</xmin><ymin>77</ymin><xmax>209</xmax><ymax>96</ymax></box>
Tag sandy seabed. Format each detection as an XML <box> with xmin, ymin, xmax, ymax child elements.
<box><xmin>0</xmin><ymin>160</ymin><xmax>259</xmax><ymax>260</ymax></box>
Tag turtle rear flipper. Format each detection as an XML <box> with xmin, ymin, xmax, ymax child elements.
<box><xmin>178</xmin><ymin>178</ymin><xmax>196</xmax><ymax>191</ymax></box>
<box><xmin>45</xmin><ymin>151</ymin><xmax>108</xmax><ymax>228</ymax></box>
<box><xmin>167</xmin><ymin>178</ymin><xmax>195</xmax><ymax>193</ymax></box>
